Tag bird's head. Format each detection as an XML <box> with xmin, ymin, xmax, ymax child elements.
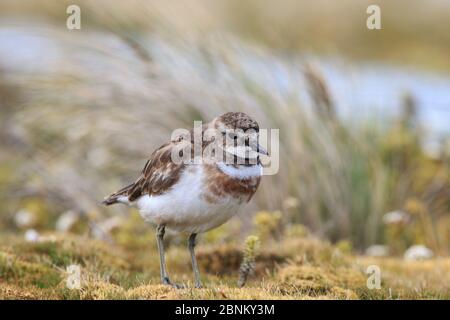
<box><xmin>209</xmin><ymin>112</ymin><xmax>268</xmax><ymax>165</ymax></box>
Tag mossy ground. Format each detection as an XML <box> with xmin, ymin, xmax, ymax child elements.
<box><xmin>1</xmin><ymin>229</ymin><xmax>448</xmax><ymax>300</ymax></box>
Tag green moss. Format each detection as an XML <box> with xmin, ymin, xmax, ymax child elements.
<box><xmin>32</xmin><ymin>242</ymin><xmax>74</xmax><ymax>266</ymax></box>
<box><xmin>277</xmin><ymin>264</ymin><xmax>367</xmax><ymax>299</ymax></box>
<box><xmin>11</xmin><ymin>235</ymin><xmax>131</xmax><ymax>280</ymax></box>
<box><xmin>0</xmin><ymin>233</ymin><xmax>449</xmax><ymax>299</ymax></box>
<box><xmin>0</xmin><ymin>252</ymin><xmax>62</xmax><ymax>288</ymax></box>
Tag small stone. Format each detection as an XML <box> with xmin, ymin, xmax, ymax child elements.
<box><xmin>14</xmin><ymin>209</ymin><xmax>35</xmax><ymax>228</ymax></box>
<box><xmin>24</xmin><ymin>229</ymin><xmax>40</xmax><ymax>243</ymax></box>
<box><xmin>404</xmin><ymin>245</ymin><xmax>434</xmax><ymax>261</ymax></box>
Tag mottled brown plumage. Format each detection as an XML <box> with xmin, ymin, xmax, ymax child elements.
<box><xmin>102</xmin><ymin>142</ymin><xmax>186</xmax><ymax>204</ymax></box>
<box><xmin>218</xmin><ymin>112</ymin><xmax>259</xmax><ymax>131</ymax></box>
<box><xmin>203</xmin><ymin>164</ymin><xmax>260</xmax><ymax>203</ymax></box>
<box><xmin>103</xmin><ymin>112</ymin><xmax>262</xmax><ymax>206</ymax></box>
<box><xmin>102</xmin><ymin>112</ymin><xmax>265</xmax><ymax>288</ymax></box>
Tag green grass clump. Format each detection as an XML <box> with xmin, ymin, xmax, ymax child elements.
<box><xmin>1</xmin><ymin>231</ymin><xmax>449</xmax><ymax>300</ymax></box>
<box><xmin>237</xmin><ymin>235</ymin><xmax>260</xmax><ymax>287</ymax></box>
<box><xmin>0</xmin><ymin>252</ymin><xmax>62</xmax><ymax>289</ymax></box>
<box><xmin>276</xmin><ymin>264</ymin><xmax>364</xmax><ymax>299</ymax></box>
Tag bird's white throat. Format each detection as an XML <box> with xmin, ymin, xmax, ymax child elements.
<box><xmin>216</xmin><ymin>162</ymin><xmax>262</xmax><ymax>180</ymax></box>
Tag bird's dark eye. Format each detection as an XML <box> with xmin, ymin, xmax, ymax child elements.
<box><xmin>228</xmin><ymin>132</ymin><xmax>238</xmax><ymax>140</ymax></box>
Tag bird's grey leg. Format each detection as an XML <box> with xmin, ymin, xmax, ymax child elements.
<box><xmin>156</xmin><ymin>225</ymin><xmax>171</xmax><ymax>285</ymax></box>
<box><xmin>188</xmin><ymin>233</ymin><xmax>203</xmax><ymax>288</ymax></box>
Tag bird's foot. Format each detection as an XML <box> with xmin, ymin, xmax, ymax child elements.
<box><xmin>162</xmin><ymin>277</ymin><xmax>185</xmax><ymax>289</ymax></box>
<box><xmin>194</xmin><ymin>282</ymin><xmax>203</xmax><ymax>289</ymax></box>
<box><xmin>171</xmin><ymin>283</ymin><xmax>186</xmax><ymax>289</ymax></box>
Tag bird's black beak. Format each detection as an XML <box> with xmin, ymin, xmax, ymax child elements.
<box><xmin>257</xmin><ymin>144</ymin><xmax>269</xmax><ymax>156</ymax></box>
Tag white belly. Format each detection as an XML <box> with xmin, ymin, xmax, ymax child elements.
<box><xmin>134</xmin><ymin>165</ymin><xmax>244</xmax><ymax>233</ymax></box>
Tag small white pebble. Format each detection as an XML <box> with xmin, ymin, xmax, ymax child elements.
<box><xmin>404</xmin><ymin>245</ymin><xmax>434</xmax><ymax>261</ymax></box>
<box><xmin>24</xmin><ymin>229</ymin><xmax>40</xmax><ymax>243</ymax></box>
<box><xmin>14</xmin><ymin>209</ymin><xmax>35</xmax><ymax>228</ymax></box>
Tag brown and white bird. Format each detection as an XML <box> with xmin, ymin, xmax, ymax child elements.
<box><xmin>102</xmin><ymin>112</ymin><xmax>267</xmax><ymax>288</ymax></box>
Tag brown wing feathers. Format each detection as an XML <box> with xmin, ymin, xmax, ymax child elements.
<box><xmin>101</xmin><ymin>182</ymin><xmax>135</xmax><ymax>205</ymax></box>
<box><xmin>102</xmin><ymin>142</ymin><xmax>185</xmax><ymax>205</ymax></box>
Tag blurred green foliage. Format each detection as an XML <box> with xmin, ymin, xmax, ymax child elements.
<box><xmin>0</xmin><ymin>0</ymin><xmax>449</xmax><ymax>255</ymax></box>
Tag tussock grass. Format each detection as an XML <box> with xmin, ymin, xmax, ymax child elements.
<box><xmin>0</xmin><ymin>0</ymin><xmax>449</xmax><ymax>251</ymax></box>
<box><xmin>0</xmin><ymin>0</ymin><xmax>449</xmax><ymax>300</ymax></box>
<box><xmin>1</xmin><ymin>230</ymin><xmax>449</xmax><ymax>300</ymax></box>
<box><xmin>1</xmin><ymin>25</ymin><xmax>449</xmax><ymax>250</ymax></box>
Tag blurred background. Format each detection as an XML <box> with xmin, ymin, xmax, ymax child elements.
<box><xmin>1</xmin><ymin>0</ymin><xmax>450</xmax><ymax>257</ymax></box>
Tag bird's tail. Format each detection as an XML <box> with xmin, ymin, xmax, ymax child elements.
<box><xmin>102</xmin><ymin>183</ymin><xmax>134</xmax><ymax>206</ymax></box>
